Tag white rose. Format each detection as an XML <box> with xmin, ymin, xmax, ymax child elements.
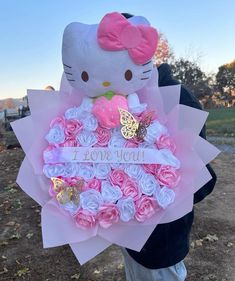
<box><xmin>101</xmin><ymin>181</ymin><xmax>123</xmax><ymax>203</ymax></box>
<box><xmin>64</xmin><ymin>107</ymin><xmax>80</xmax><ymax>120</ymax></box>
<box><xmin>62</xmin><ymin>202</ymin><xmax>80</xmax><ymax>215</ymax></box>
<box><xmin>43</xmin><ymin>164</ymin><xmax>65</xmax><ymax>178</ymax></box>
<box><xmin>139</xmin><ymin>173</ymin><xmax>160</xmax><ymax>196</ymax></box>
<box><xmin>82</xmin><ymin>113</ymin><xmax>98</xmax><ymax>131</ymax></box>
<box><xmin>110</xmin><ymin>163</ymin><xmax>128</xmax><ymax>170</ymax></box>
<box><xmin>77</xmin><ymin>164</ymin><xmax>95</xmax><ymax>180</ymax></box>
<box><xmin>77</xmin><ymin>131</ymin><xmax>98</xmax><ymax>147</ymax></box>
<box><xmin>154</xmin><ymin>186</ymin><xmax>175</xmax><ymax>209</ymax></box>
<box><xmin>117</xmin><ymin>197</ymin><xmax>136</xmax><ymax>222</ymax></box>
<box><xmin>124</xmin><ymin>164</ymin><xmax>144</xmax><ymax>181</ymax></box>
<box><xmin>62</xmin><ymin>163</ymin><xmax>78</xmax><ymax>177</ymax></box>
<box><xmin>144</xmin><ymin>121</ymin><xmax>168</xmax><ymax>144</ymax></box>
<box><xmin>94</xmin><ymin>163</ymin><xmax>111</xmax><ymax>179</ymax></box>
<box><xmin>80</xmin><ymin>189</ymin><xmax>103</xmax><ymax>214</ymax></box>
<box><xmin>108</xmin><ymin>134</ymin><xmax>126</xmax><ymax>148</ymax></box>
<box><xmin>45</xmin><ymin>125</ymin><xmax>65</xmax><ymax>144</ymax></box>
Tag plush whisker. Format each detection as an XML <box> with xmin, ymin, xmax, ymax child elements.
<box><xmin>142</xmin><ymin>61</ymin><xmax>151</xmax><ymax>66</ymax></box>
<box><xmin>63</xmin><ymin>63</ymin><xmax>72</xmax><ymax>68</ymax></box>
<box><xmin>67</xmin><ymin>79</ymin><xmax>75</xmax><ymax>81</ymax></box>
<box><xmin>65</xmin><ymin>72</ymin><xmax>73</xmax><ymax>75</ymax></box>
<box><xmin>143</xmin><ymin>69</ymin><xmax>152</xmax><ymax>74</ymax></box>
<box><xmin>141</xmin><ymin>77</ymin><xmax>150</xmax><ymax>80</ymax></box>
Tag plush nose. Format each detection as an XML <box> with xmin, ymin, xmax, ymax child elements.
<box><xmin>102</xmin><ymin>81</ymin><xmax>111</xmax><ymax>87</ymax></box>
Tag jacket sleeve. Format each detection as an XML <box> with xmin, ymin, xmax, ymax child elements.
<box><xmin>179</xmin><ymin>86</ymin><xmax>217</xmax><ymax>204</ymax></box>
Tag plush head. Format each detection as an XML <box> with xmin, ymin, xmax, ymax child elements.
<box><xmin>62</xmin><ymin>12</ymin><xmax>158</xmax><ymax>98</ymax></box>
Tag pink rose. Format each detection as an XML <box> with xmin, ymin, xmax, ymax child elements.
<box><xmin>50</xmin><ymin>116</ymin><xmax>65</xmax><ymax>128</ymax></box>
<box><xmin>121</xmin><ymin>178</ymin><xmax>140</xmax><ymax>201</ymax></box>
<box><xmin>156</xmin><ymin>135</ymin><xmax>176</xmax><ymax>153</ymax></box>
<box><xmin>64</xmin><ymin>177</ymin><xmax>83</xmax><ymax>186</ymax></box>
<box><xmin>85</xmin><ymin>178</ymin><xmax>102</xmax><ymax>192</ymax></box>
<box><xmin>74</xmin><ymin>209</ymin><xmax>96</xmax><ymax>229</ymax></box>
<box><xmin>156</xmin><ymin>165</ymin><xmax>181</xmax><ymax>188</ymax></box>
<box><xmin>60</xmin><ymin>136</ymin><xmax>78</xmax><ymax>147</ymax></box>
<box><xmin>135</xmin><ymin>195</ymin><xmax>157</xmax><ymax>222</ymax></box>
<box><xmin>109</xmin><ymin>169</ymin><xmax>128</xmax><ymax>187</ymax></box>
<box><xmin>97</xmin><ymin>203</ymin><xmax>120</xmax><ymax>228</ymax></box>
<box><xmin>95</xmin><ymin>127</ymin><xmax>111</xmax><ymax>146</ymax></box>
<box><xmin>142</xmin><ymin>164</ymin><xmax>159</xmax><ymax>175</ymax></box>
<box><xmin>64</xmin><ymin>119</ymin><xmax>83</xmax><ymax>137</ymax></box>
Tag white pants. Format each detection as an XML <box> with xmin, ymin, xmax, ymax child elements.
<box><xmin>121</xmin><ymin>248</ymin><xmax>187</xmax><ymax>281</ymax></box>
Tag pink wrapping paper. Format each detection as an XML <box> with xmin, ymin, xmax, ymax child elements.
<box><xmin>11</xmin><ymin>69</ymin><xmax>220</xmax><ymax>264</ymax></box>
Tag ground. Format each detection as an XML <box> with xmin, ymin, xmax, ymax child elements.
<box><xmin>0</xmin><ymin>133</ymin><xmax>234</xmax><ymax>281</ymax></box>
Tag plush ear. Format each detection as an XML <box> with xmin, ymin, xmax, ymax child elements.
<box><xmin>128</xmin><ymin>16</ymin><xmax>150</xmax><ymax>26</ymax></box>
<box><xmin>62</xmin><ymin>22</ymin><xmax>93</xmax><ymax>65</ymax></box>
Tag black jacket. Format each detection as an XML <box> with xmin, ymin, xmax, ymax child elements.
<box><xmin>126</xmin><ymin>64</ymin><xmax>217</xmax><ymax>269</ymax></box>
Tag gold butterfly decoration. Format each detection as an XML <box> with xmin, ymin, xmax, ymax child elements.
<box><xmin>51</xmin><ymin>177</ymin><xmax>84</xmax><ymax>205</ymax></box>
<box><xmin>118</xmin><ymin>108</ymin><xmax>154</xmax><ymax>140</ymax></box>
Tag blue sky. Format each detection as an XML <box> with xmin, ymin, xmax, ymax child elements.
<box><xmin>0</xmin><ymin>0</ymin><xmax>234</xmax><ymax>99</ymax></box>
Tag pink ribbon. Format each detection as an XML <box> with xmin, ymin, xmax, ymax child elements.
<box><xmin>97</xmin><ymin>12</ymin><xmax>158</xmax><ymax>65</ymax></box>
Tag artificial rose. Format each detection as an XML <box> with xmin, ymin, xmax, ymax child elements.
<box><xmin>50</xmin><ymin>116</ymin><xmax>65</xmax><ymax>128</ymax></box>
<box><xmin>77</xmin><ymin>164</ymin><xmax>95</xmax><ymax>181</ymax></box>
<box><xmin>64</xmin><ymin>119</ymin><xmax>83</xmax><ymax>137</ymax></box>
<box><xmin>77</xmin><ymin>131</ymin><xmax>98</xmax><ymax>147</ymax></box>
<box><xmin>144</xmin><ymin>121</ymin><xmax>167</xmax><ymax>144</ymax></box>
<box><xmin>108</xmin><ymin>134</ymin><xmax>126</xmax><ymax>148</ymax></box>
<box><xmin>154</xmin><ymin>186</ymin><xmax>175</xmax><ymax>209</ymax></box>
<box><xmin>139</xmin><ymin>174</ymin><xmax>159</xmax><ymax>196</ymax></box>
<box><xmin>156</xmin><ymin>134</ymin><xmax>176</xmax><ymax>153</ymax></box>
<box><xmin>65</xmin><ymin>107</ymin><xmax>80</xmax><ymax>120</ymax></box>
<box><xmin>45</xmin><ymin>125</ymin><xmax>65</xmax><ymax>145</ymax></box>
<box><xmin>43</xmin><ymin>164</ymin><xmax>65</xmax><ymax>178</ymax></box>
<box><xmin>60</xmin><ymin>136</ymin><xmax>78</xmax><ymax>147</ymax></box>
<box><xmin>95</xmin><ymin>127</ymin><xmax>111</xmax><ymax>146</ymax></box>
<box><xmin>101</xmin><ymin>181</ymin><xmax>123</xmax><ymax>203</ymax></box>
<box><xmin>117</xmin><ymin>197</ymin><xmax>136</xmax><ymax>222</ymax></box>
<box><xmin>142</xmin><ymin>164</ymin><xmax>159</xmax><ymax>175</ymax></box>
<box><xmin>94</xmin><ymin>163</ymin><xmax>111</xmax><ymax>180</ymax></box>
<box><xmin>62</xmin><ymin>163</ymin><xmax>79</xmax><ymax>177</ymax></box>
<box><xmin>121</xmin><ymin>178</ymin><xmax>140</xmax><ymax>201</ymax></box>
<box><xmin>124</xmin><ymin>164</ymin><xmax>144</xmax><ymax>181</ymax></box>
<box><xmin>80</xmin><ymin>189</ymin><xmax>103</xmax><ymax>214</ymax></box>
<box><xmin>110</xmin><ymin>163</ymin><xmax>127</xmax><ymax>170</ymax></box>
<box><xmin>156</xmin><ymin>165</ymin><xmax>181</xmax><ymax>188</ymax></box>
<box><xmin>85</xmin><ymin>178</ymin><xmax>102</xmax><ymax>192</ymax></box>
<box><xmin>109</xmin><ymin>169</ymin><xmax>128</xmax><ymax>187</ymax></box>
<box><xmin>97</xmin><ymin>203</ymin><xmax>120</xmax><ymax>228</ymax></box>
<box><xmin>82</xmin><ymin>113</ymin><xmax>98</xmax><ymax>131</ymax></box>
<box><xmin>74</xmin><ymin>209</ymin><xmax>96</xmax><ymax>229</ymax></box>
<box><xmin>135</xmin><ymin>195</ymin><xmax>157</xmax><ymax>222</ymax></box>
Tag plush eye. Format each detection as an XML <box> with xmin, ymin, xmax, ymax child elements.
<box><xmin>81</xmin><ymin>71</ymin><xmax>89</xmax><ymax>82</ymax></box>
<box><xmin>125</xmin><ymin>70</ymin><xmax>132</xmax><ymax>81</ymax></box>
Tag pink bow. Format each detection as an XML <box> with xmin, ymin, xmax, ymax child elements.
<box><xmin>97</xmin><ymin>12</ymin><xmax>158</xmax><ymax>65</ymax></box>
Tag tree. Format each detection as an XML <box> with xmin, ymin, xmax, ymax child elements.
<box><xmin>154</xmin><ymin>33</ymin><xmax>174</xmax><ymax>65</ymax></box>
<box><xmin>216</xmin><ymin>60</ymin><xmax>235</xmax><ymax>103</ymax></box>
<box><xmin>170</xmin><ymin>58</ymin><xmax>212</xmax><ymax>99</ymax></box>
<box><xmin>3</xmin><ymin>98</ymin><xmax>15</xmax><ymax>109</ymax></box>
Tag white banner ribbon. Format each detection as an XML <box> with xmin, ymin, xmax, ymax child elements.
<box><xmin>43</xmin><ymin>147</ymin><xmax>180</xmax><ymax>168</ymax></box>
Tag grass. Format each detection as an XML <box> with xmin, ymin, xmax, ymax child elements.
<box><xmin>206</xmin><ymin>107</ymin><xmax>235</xmax><ymax>136</ymax></box>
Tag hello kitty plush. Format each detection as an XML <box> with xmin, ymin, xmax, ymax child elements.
<box><xmin>62</xmin><ymin>12</ymin><xmax>159</xmax><ymax>128</ymax></box>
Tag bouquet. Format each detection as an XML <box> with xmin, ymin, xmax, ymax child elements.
<box><xmin>12</xmin><ymin>12</ymin><xmax>219</xmax><ymax>264</ymax></box>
